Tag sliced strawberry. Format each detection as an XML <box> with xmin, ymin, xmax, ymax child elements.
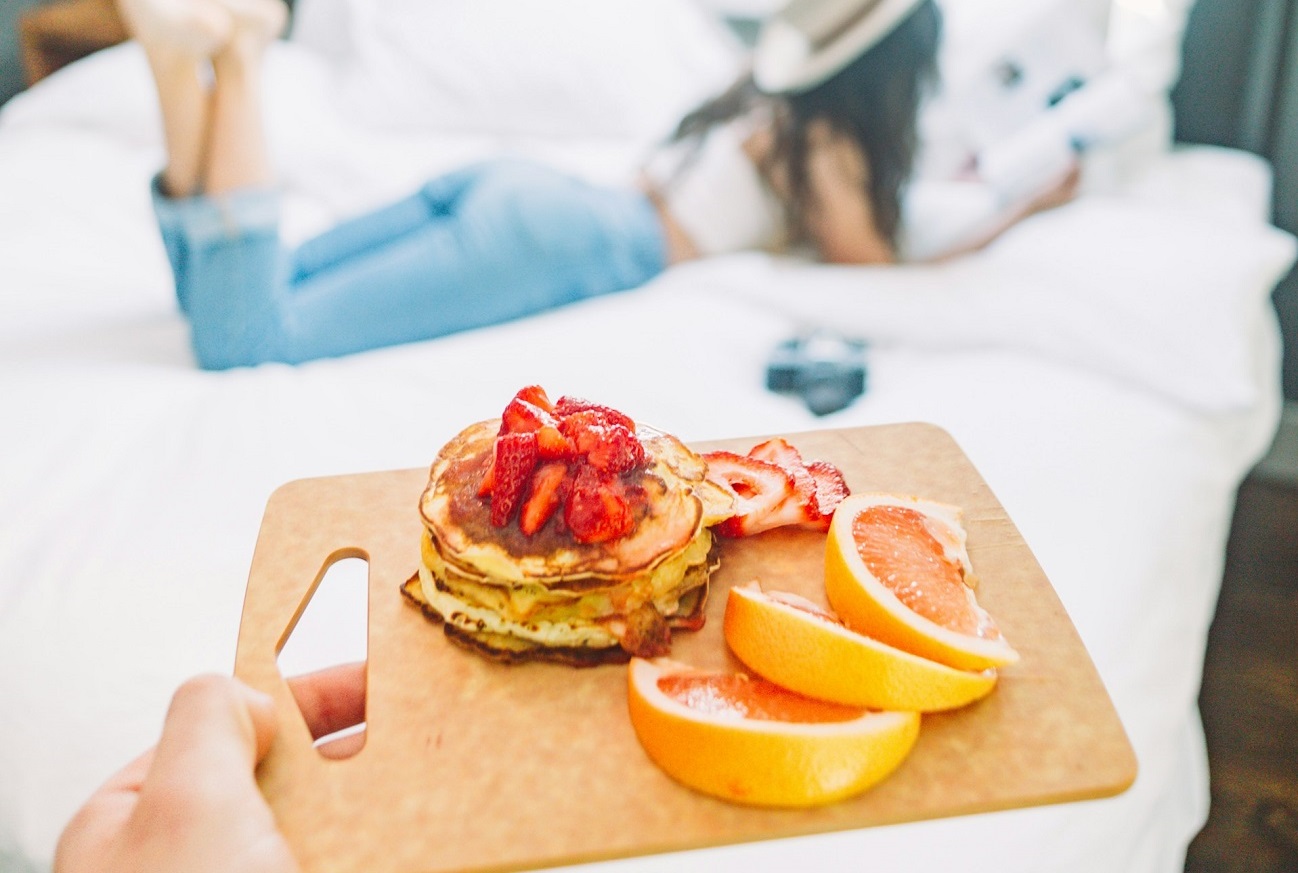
<box><xmin>565</xmin><ymin>467</ymin><xmax>635</xmax><ymax>544</ymax></box>
<box><xmin>559</xmin><ymin>412</ymin><xmax>604</xmax><ymax>452</ymax></box>
<box><xmin>489</xmin><ymin>431</ymin><xmax>539</xmax><ymax>527</ymax></box>
<box><xmin>559</xmin><ymin>412</ymin><xmax>646</xmax><ymax>469</ymax></box>
<box><xmin>747</xmin><ymin>437</ymin><xmax>804</xmax><ymax>468</ymax></box>
<box><xmin>585</xmin><ymin>423</ymin><xmax>645</xmax><ymax>474</ymax></box>
<box><xmin>518</xmin><ymin>461</ymin><xmax>569</xmax><ymax>535</ymax></box>
<box><xmin>759</xmin><ymin>495</ymin><xmax>819</xmax><ymax>530</ymax></box>
<box><xmin>536</xmin><ymin>424</ymin><xmax>574</xmax><ymax>459</ymax></box>
<box><xmin>513</xmin><ymin>384</ymin><xmax>554</xmax><ymax>413</ymax></box>
<box><xmin>553</xmin><ymin>396</ymin><xmax>636</xmax><ymax>432</ymax></box>
<box><xmin>748</xmin><ymin>437</ymin><xmax>819</xmax><ymax>516</ymax></box>
<box><xmin>805</xmin><ymin>460</ymin><xmax>850</xmax><ymax>527</ymax></box>
<box><xmin>702</xmin><ymin>451</ymin><xmax>796</xmax><ymax>538</ymax></box>
<box><xmin>499</xmin><ymin>397</ymin><xmax>550</xmax><ymax>435</ymax></box>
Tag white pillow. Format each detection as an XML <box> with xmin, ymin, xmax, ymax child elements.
<box><xmin>0</xmin><ymin>42</ymin><xmax>159</xmax><ymax>145</ymax></box>
<box><xmin>294</xmin><ymin>0</ymin><xmax>743</xmax><ymax>141</ymax></box>
<box><xmin>715</xmin><ymin>147</ymin><xmax>1298</xmax><ymax>414</ymax></box>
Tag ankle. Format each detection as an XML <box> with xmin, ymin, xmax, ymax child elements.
<box><xmin>220</xmin><ymin>0</ymin><xmax>287</xmax><ymax>49</ymax></box>
<box><xmin>144</xmin><ymin>42</ymin><xmax>206</xmax><ymax>75</ymax></box>
<box><xmin>211</xmin><ymin>33</ymin><xmax>263</xmax><ymax>77</ymax></box>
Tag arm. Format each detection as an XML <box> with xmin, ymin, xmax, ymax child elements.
<box><xmin>930</xmin><ymin>161</ymin><xmax>1081</xmax><ymax>261</ymax></box>
<box><xmin>802</xmin><ymin>132</ymin><xmax>1081</xmax><ymax>265</ymax></box>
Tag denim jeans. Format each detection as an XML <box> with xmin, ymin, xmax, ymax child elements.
<box><xmin>152</xmin><ymin>159</ymin><xmax>667</xmax><ymax>369</ymax></box>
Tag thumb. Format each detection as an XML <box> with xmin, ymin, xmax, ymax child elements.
<box><xmin>143</xmin><ymin>674</ymin><xmax>278</xmax><ymax>804</ymax></box>
<box><xmin>122</xmin><ymin>677</ymin><xmax>300</xmax><ymax>873</ymax></box>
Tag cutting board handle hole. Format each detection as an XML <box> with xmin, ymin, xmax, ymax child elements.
<box><xmin>276</xmin><ymin>550</ymin><xmax>369</xmax><ymax>760</ymax></box>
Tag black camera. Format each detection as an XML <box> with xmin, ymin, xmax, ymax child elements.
<box><xmin>766</xmin><ymin>332</ymin><xmax>868</xmax><ymax>416</ymax></box>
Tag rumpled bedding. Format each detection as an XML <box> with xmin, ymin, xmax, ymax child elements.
<box><xmin>0</xmin><ymin>15</ymin><xmax>1294</xmax><ymax>873</ymax></box>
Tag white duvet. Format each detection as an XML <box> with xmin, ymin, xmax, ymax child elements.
<box><xmin>0</xmin><ymin>6</ymin><xmax>1295</xmax><ymax>873</ymax></box>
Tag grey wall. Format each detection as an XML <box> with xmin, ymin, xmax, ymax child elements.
<box><xmin>1273</xmin><ymin>11</ymin><xmax>1298</xmax><ymax>403</ymax></box>
<box><xmin>0</xmin><ymin>0</ymin><xmax>45</xmax><ymax>105</ymax></box>
<box><xmin>1174</xmin><ymin>0</ymin><xmax>1298</xmax><ymax>401</ymax></box>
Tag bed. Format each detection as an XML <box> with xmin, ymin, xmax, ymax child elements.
<box><xmin>0</xmin><ymin>0</ymin><xmax>1294</xmax><ymax>871</ymax></box>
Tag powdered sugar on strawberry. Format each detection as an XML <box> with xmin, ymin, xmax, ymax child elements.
<box><xmin>478</xmin><ymin>385</ymin><xmax>656</xmax><ymax>544</ymax></box>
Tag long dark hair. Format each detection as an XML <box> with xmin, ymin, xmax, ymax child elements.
<box><xmin>670</xmin><ymin>0</ymin><xmax>941</xmax><ymax>251</ymax></box>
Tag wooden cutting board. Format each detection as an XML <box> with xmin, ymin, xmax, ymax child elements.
<box><xmin>233</xmin><ymin>422</ymin><xmax>1136</xmax><ymax>873</ymax></box>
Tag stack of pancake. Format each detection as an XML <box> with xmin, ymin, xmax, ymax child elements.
<box><xmin>402</xmin><ymin>418</ymin><xmax>735</xmax><ymax>665</ymax></box>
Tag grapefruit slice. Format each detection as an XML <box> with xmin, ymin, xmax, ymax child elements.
<box><xmin>627</xmin><ymin>658</ymin><xmax>919</xmax><ymax>808</ymax></box>
<box><xmin>723</xmin><ymin>584</ymin><xmax>998</xmax><ymax>712</ymax></box>
<box><xmin>824</xmin><ymin>494</ymin><xmax>1020</xmax><ymax>671</ymax></box>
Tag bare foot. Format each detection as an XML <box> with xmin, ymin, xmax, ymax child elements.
<box><xmin>116</xmin><ymin>0</ymin><xmax>234</xmax><ymax>56</ymax></box>
<box><xmin>219</xmin><ymin>0</ymin><xmax>287</xmax><ymax>53</ymax></box>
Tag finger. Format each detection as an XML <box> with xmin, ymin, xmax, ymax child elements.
<box><xmin>96</xmin><ymin>747</ymin><xmax>156</xmax><ymax>795</ymax></box>
<box><xmin>315</xmin><ymin>728</ymin><xmax>367</xmax><ymax>760</ymax></box>
<box><xmin>286</xmin><ymin>661</ymin><xmax>366</xmax><ymax>740</ymax></box>
<box><xmin>143</xmin><ymin>674</ymin><xmax>277</xmax><ymax>804</ymax></box>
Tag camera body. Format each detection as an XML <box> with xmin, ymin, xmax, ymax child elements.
<box><xmin>766</xmin><ymin>332</ymin><xmax>868</xmax><ymax>416</ymax></box>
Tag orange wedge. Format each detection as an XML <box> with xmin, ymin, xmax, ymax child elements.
<box><xmin>723</xmin><ymin>584</ymin><xmax>997</xmax><ymax>712</ymax></box>
<box><xmin>824</xmin><ymin>494</ymin><xmax>1019</xmax><ymax>672</ymax></box>
<box><xmin>627</xmin><ymin>658</ymin><xmax>920</xmax><ymax>808</ymax></box>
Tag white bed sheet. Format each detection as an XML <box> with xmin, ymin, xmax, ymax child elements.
<box><xmin>0</xmin><ymin>32</ymin><xmax>1294</xmax><ymax>873</ymax></box>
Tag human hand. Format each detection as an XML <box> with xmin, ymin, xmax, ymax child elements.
<box><xmin>54</xmin><ymin>663</ymin><xmax>366</xmax><ymax>873</ymax></box>
<box><xmin>1019</xmin><ymin>158</ymin><xmax>1082</xmax><ymax>217</ymax></box>
<box><xmin>929</xmin><ymin>157</ymin><xmax>1084</xmax><ymax>261</ymax></box>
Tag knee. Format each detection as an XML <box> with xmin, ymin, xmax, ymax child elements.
<box><xmin>184</xmin><ymin>236</ymin><xmax>293</xmax><ymax>370</ymax></box>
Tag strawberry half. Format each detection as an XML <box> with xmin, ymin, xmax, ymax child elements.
<box><xmin>702</xmin><ymin>451</ymin><xmax>796</xmax><ymax>538</ymax></box>
<box><xmin>500</xmin><ymin>397</ymin><xmax>550</xmax><ymax>435</ymax></box>
<box><xmin>518</xmin><ymin>461</ymin><xmax>569</xmax><ymax>535</ymax></box>
<box><xmin>513</xmin><ymin>384</ymin><xmax>554</xmax><ymax>413</ymax></box>
<box><xmin>489</xmin><ymin>431</ymin><xmax>539</xmax><ymax>527</ymax></box>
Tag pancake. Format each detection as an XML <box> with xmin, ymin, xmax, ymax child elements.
<box><xmin>404</xmin><ymin>391</ymin><xmax>735</xmax><ymax>665</ymax></box>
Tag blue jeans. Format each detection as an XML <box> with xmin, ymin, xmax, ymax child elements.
<box><xmin>152</xmin><ymin>159</ymin><xmax>667</xmax><ymax>369</ymax></box>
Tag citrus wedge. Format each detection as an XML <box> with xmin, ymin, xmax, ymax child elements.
<box><xmin>824</xmin><ymin>493</ymin><xmax>1020</xmax><ymax>671</ymax></box>
<box><xmin>627</xmin><ymin>657</ymin><xmax>919</xmax><ymax>808</ymax></box>
<box><xmin>723</xmin><ymin>584</ymin><xmax>997</xmax><ymax>712</ymax></box>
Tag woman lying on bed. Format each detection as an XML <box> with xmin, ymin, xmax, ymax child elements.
<box><xmin>123</xmin><ymin>0</ymin><xmax>1068</xmax><ymax>370</ymax></box>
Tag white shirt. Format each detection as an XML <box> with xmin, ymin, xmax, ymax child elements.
<box><xmin>643</xmin><ymin>117</ymin><xmax>788</xmax><ymax>257</ymax></box>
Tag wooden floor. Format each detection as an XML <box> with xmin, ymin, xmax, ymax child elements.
<box><xmin>1185</xmin><ymin>473</ymin><xmax>1298</xmax><ymax>873</ymax></box>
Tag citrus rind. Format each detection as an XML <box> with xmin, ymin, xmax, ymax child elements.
<box><xmin>824</xmin><ymin>493</ymin><xmax>1020</xmax><ymax>672</ymax></box>
<box><xmin>723</xmin><ymin>585</ymin><xmax>998</xmax><ymax>712</ymax></box>
<box><xmin>626</xmin><ymin>658</ymin><xmax>920</xmax><ymax>808</ymax></box>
